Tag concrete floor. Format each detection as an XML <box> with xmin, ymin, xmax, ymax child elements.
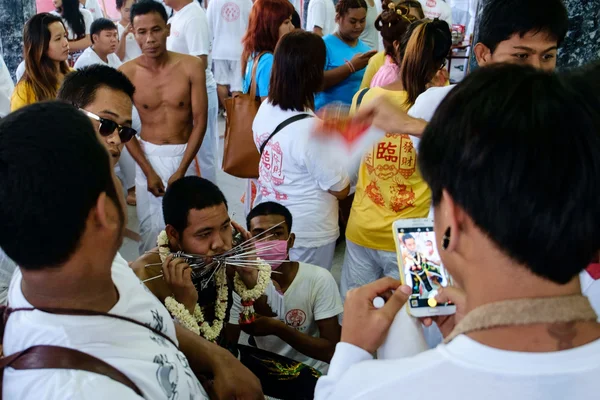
<box><xmin>119</xmin><ymin>116</ymin><xmax>346</xmax><ymax>285</ymax></box>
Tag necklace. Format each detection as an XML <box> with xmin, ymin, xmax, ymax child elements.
<box><xmin>445</xmin><ymin>294</ymin><xmax>598</xmax><ymax>343</ymax></box>
<box><xmin>157</xmin><ymin>230</ymin><xmax>272</xmax><ymax>339</ymax></box>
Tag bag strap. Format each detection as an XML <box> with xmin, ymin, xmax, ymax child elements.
<box><xmin>259</xmin><ymin>114</ymin><xmax>314</xmax><ymax>156</ymax></box>
<box><xmin>356</xmin><ymin>88</ymin><xmax>370</xmax><ymax>109</ymax></box>
<box><xmin>248</xmin><ymin>51</ymin><xmax>269</xmax><ymax>99</ymax></box>
<box><xmin>0</xmin><ymin>345</ymin><xmax>143</xmax><ymax>398</ymax></box>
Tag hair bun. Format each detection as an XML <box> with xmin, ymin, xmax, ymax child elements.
<box><xmin>430</xmin><ymin>18</ymin><xmax>450</xmax><ymax>32</ymax></box>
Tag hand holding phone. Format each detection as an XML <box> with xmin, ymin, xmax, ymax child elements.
<box><xmin>341</xmin><ymin>278</ymin><xmax>412</xmax><ymax>354</ymax></box>
<box><xmin>392</xmin><ymin>218</ymin><xmax>456</xmax><ymax>318</ymax></box>
<box><xmin>421</xmin><ymin>286</ymin><xmax>466</xmax><ymax>338</ymax></box>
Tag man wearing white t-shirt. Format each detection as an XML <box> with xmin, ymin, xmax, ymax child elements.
<box><xmin>166</xmin><ymin>0</ymin><xmax>219</xmax><ymax>185</ymax></box>
<box><xmin>80</xmin><ymin>0</ymin><xmax>105</xmax><ymax>20</ymax></box>
<box><xmin>418</xmin><ymin>0</ymin><xmax>452</xmax><ymax>26</ymax></box>
<box><xmin>227</xmin><ymin>202</ymin><xmax>343</xmax><ymax>374</ymax></box>
<box><xmin>116</xmin><ymin>0</ymin><xmax>143</xmax><ymax>62</ymax></box>
<box><xmin>315</xmin><ymin>62</ymin><xmax>600</xmax><ymax>400</ymax></box>
<box><xmin>0</xmin><ymin>102</ymin><xmax>262</xmax><ymax>399</ymax></box>
<box><xmin>75</xmin><ymin>19</ymin><xmax>123</xmax><ymax>69</ymax></box>
<box><xmin>306</xmin><ymin>0</ymin><xmax>337</xmax><ymax>37</ymax></box>
<box><xmin>206</xmin><ymin>0</ymin><xmax>252</xmax><ymax>107</ymax></box>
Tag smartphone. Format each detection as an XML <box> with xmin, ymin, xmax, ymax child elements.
<box><xmin>392</xmin><ymin>218</ymin><xmax>456</xmax><ymax>318</ymax></box>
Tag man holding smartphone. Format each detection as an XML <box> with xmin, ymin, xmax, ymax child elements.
<box><xmin>315</xmin><ymin>59</ymin><xmax>600</xmax><ymax>400</ymax></box>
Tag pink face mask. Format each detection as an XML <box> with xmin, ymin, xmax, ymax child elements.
<box><xmin>255</xmin><ymin>240</ymin><xmax>288</xmax><ymax>270</ymax></box>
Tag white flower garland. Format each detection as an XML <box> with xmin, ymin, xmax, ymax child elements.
<box><xmin>158</xmin><ymin>230</ymin><xmax>272</xmax><ymax>333</ymax></box>
<box><xmin>234</xmin><ymin>261</ymin><xmax>272</xmax><ymax>324</ymax></box>
<box><xmin>194</xmin><ymin>265</ymin><xmax>228</xmax><ymax>341</ymax></box>
<box><xmin>157</xmin><ymin>230</ymin><xmax>170</xmax><ymax>263</ymax></box>
<box><xmin>164</xmin><ymin>266</ymin><xmax>228</xmax><ymax>342</ymax></box>
<box><xmin>165</xmin><ymin>296</ymin><xmax>200</xmax><ymax>336</ymax></box>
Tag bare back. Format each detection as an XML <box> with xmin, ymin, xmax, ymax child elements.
<box><xmin>120</xmin><ymin>52</ymin><xmax>204</xmax><ymax>145</ymax></box>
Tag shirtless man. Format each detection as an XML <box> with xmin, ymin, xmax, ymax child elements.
<box><xmin>120</xmin><ymin>0</ymin><xmax>208</xmax><ymax>254</ymax></box>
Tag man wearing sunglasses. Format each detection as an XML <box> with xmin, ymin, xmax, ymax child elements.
<box><xmin>57</xmin><ymin>65</ymin><xmax>137</xmax><ymax>189</ymax></box>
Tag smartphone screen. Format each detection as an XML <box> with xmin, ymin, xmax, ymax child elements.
<box><xmin>395</xmin><ymin>225</ymin><xmax>453</xmax><ymax>310</ymax></box>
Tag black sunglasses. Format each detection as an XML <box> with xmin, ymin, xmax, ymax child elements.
<box><xmin>79</xmin><ymin>109</ymin><xmax>137</xmax><ymax>143</ymax></box>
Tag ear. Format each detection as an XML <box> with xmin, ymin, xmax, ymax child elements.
<box><xmin>473</xmin><ymin>42</ymin><xmax>492</xmax><ymax>66</ymax></box>
<box><xmin>93</xmin><ymin>192</ymin><xmax>110</xmax><ymax>229</ymax></box>
<box><xmin>438</xmin><ymin>189</ymin><xmax>464</xmax><ymax>253</ymax></box>
<box><xmin>393</xmin><ymin>40</ymin><xmax>400</xmax><ymax>53</ymax></box>
<box><xmin>165</xmin><ymin>224</ymin><xmax>182</xmax><ymax>251</ymax></box>
<box><xmin>287</xmin><ymin>233</ymin><xmax>296</xmax><ymax>251</ymax></box>
<box><xmin>166</xmin><ymin>23</ymin><xmax>171</xmax><ymax>37</ymax></box>
<box><xmin>335</xmin><ymin>13</ymin><xmax>341</xmax><ymax>24</ymax></box>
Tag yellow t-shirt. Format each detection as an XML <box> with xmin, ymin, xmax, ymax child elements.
<box><xmin>10</xmin><ymin>69</ymin><xmax>74</xmax><ymax>112</ymax></box>
<box><xmin>10</xmin><ymin>81</ymin><xmax>36</xmax><ymax>112</ymax></box>
<box><xmin>360</xmin><ymin>51</ymin><xmax>386</xmax><ymax>90</ymax></box>
<box><xmin>346</xmin><ymin>87</ymin><xmax>432</xmax><ymax>251</ymax></box>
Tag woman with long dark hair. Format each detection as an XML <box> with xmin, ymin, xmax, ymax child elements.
<box><xmin>52</xmin><ymin>0</ymin><xmax>94</xmax><ymax>63</ymax></box>
<box><xmin>241</xmin><ymin>0</ymin><xmax>295</xmax><ymax>101</ymax></box>
<box><xmin>11</xmin><ymin>13</ymin><xmax>71</xmax><ymax>111</ymax></box>
<box><xmin>252</xmin><ymin>30</ymin><xmax>350</xmax><ymax>271</ymax></box>
<box><xmin>340</xmin><ymin>19</ymin><xmax>451</xmax><ymax>300</ymax></box>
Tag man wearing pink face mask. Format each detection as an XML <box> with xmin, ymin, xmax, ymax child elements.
<box><xmin>226</xmin><ymin>202</ymin><xmax>344</xmax><ymax>374</ymax></box>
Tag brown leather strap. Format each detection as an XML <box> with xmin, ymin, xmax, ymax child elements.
<box><xmin>248</xmin><ymin>51</ymin><xmax>268</xmax><ymax>99</ymax></box>
<box><xmin>0</xmin><ymin>345</ymin><xmax>143</xmax><ymax>398</ymax></box>
<box><xmin>0</xmin><ymin>306</ymin><xmax>178</xmax><ymax>398</ymax></box>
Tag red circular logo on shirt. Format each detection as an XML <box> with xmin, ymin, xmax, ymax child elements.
<box><xmin>426</xmin><ymin>0</ymin><xmax>437</xmax><ymax>7</ymax></box>
<box><xmin>285</xmin><ymin>309</ymin><xmax>307</xmax><ymax>328</ymax></box>
<box><xmin>221</xmin><ymin>2</ymin><xmax>241</xmax><ymax>22</ymax></box>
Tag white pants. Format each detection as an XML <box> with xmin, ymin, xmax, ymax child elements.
<box><xmin>197</xmin><ymin>86</ymin><xmax>219</xmax><ymax>185</ymax></box>
<box><xmin>213</xmin><ymin>60</ymin><xmax>243</xmax><ymax>92</ymax></box>
<box><xmin>115</xmin><ymin>146</ymin><xmax>136</xmax><ymax>190</ymax></box>
<box><xmin>136</xmin><ymin>139</ymin><xmax>199</xmax><ymax>254</ymax></box>
<box><xmin>340</xmin><ymin>239</ymin><xmax>399</xmax><ymax>301</ymax></box>
<box><xmin>289</xmin><ymin>241</ymin><xmax>336</xmax><ymax>271</ymax></box>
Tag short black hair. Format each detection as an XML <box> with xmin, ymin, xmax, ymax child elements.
<box><xmin>419</xmin><ymin>64</ymin><xmax>600</xmax><ymax>285</ymax></box>
<box><xmin>246</xmin><ymin>202</ymin><xmax>293</xmax><ymax>233</ymax></box>
<box><xmin>58</xmin><ymin>65</ymin><xmax>136</xmax><ymax>109</ymax></box>
<box><xmin>90</xmin><ymin>18</ymin><xmax>118</xmax><ymax>44</ymax></box>
<box><xmin>116</xmin><ymin>0</ymin><xmax>130</xmax><ymax>9</ymax></box>
<box><xmin>131</xmin><ymin>0</ymin><xmax>168</xmax><ymax>24</ymax></box>
<box><xmin>163</xmin><ymin>176</ymin><xmax>228</xmax><ymax>233</ymax></box>
<box><xmin>478</xmin><ymin>0</ymin><xmax>568</xmax><ymax>53</ymax></box>
<box><xmin>336</xmin><ymin>0</ymin><xmax>368</xmax><ymax>16</ymax></box>
<box><xmin>0</xmin><ymin>102</ymin><xmax>119</xmax><ymax>270</ymax></box>
<box><xmin>402</xmin><ymin>233</ymin><xmax>415</xmax><ymax>243</ymax></box>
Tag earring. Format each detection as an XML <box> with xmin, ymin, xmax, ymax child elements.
<box><xmin>441</xmin><ymin>227</ymin><xmax>451</xmax><ymax>250</ymax></box>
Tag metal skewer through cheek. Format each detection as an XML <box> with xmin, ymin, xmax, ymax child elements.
<box><xmin>141</xmin><ymin>222</ymin><xmax>288</xmax><ymax>283</ymax></box>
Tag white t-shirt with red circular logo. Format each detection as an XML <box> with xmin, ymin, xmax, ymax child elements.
<box><xmin>206</xmin><ymin>0</ymin><xmax>253</xmax><ymax>61</ymax></box>
<box><xmin>230</xmin><ymin>263</ymin><xmax>343</xmax><ymax>373</ymax></box>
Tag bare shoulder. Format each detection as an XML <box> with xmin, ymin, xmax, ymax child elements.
<box><xmin>118</xmin><ymin>58</ymin><xmax>138</xmax><ymax>78</ymax></box>
<box><xmin>130</xmin><ymin>251</ymin><xmax>161</xmax><ymax>280</ymax></box>
<box><xmin>170</xmin><ymin>52</ymin><xmax>205</xmax><ymax>75</ymax></box>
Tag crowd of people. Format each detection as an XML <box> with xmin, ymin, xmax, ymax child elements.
<box><xmin>0</xmin><ymin>0</ymin><xmax>599</xmax><ymax>399</ymax></box>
